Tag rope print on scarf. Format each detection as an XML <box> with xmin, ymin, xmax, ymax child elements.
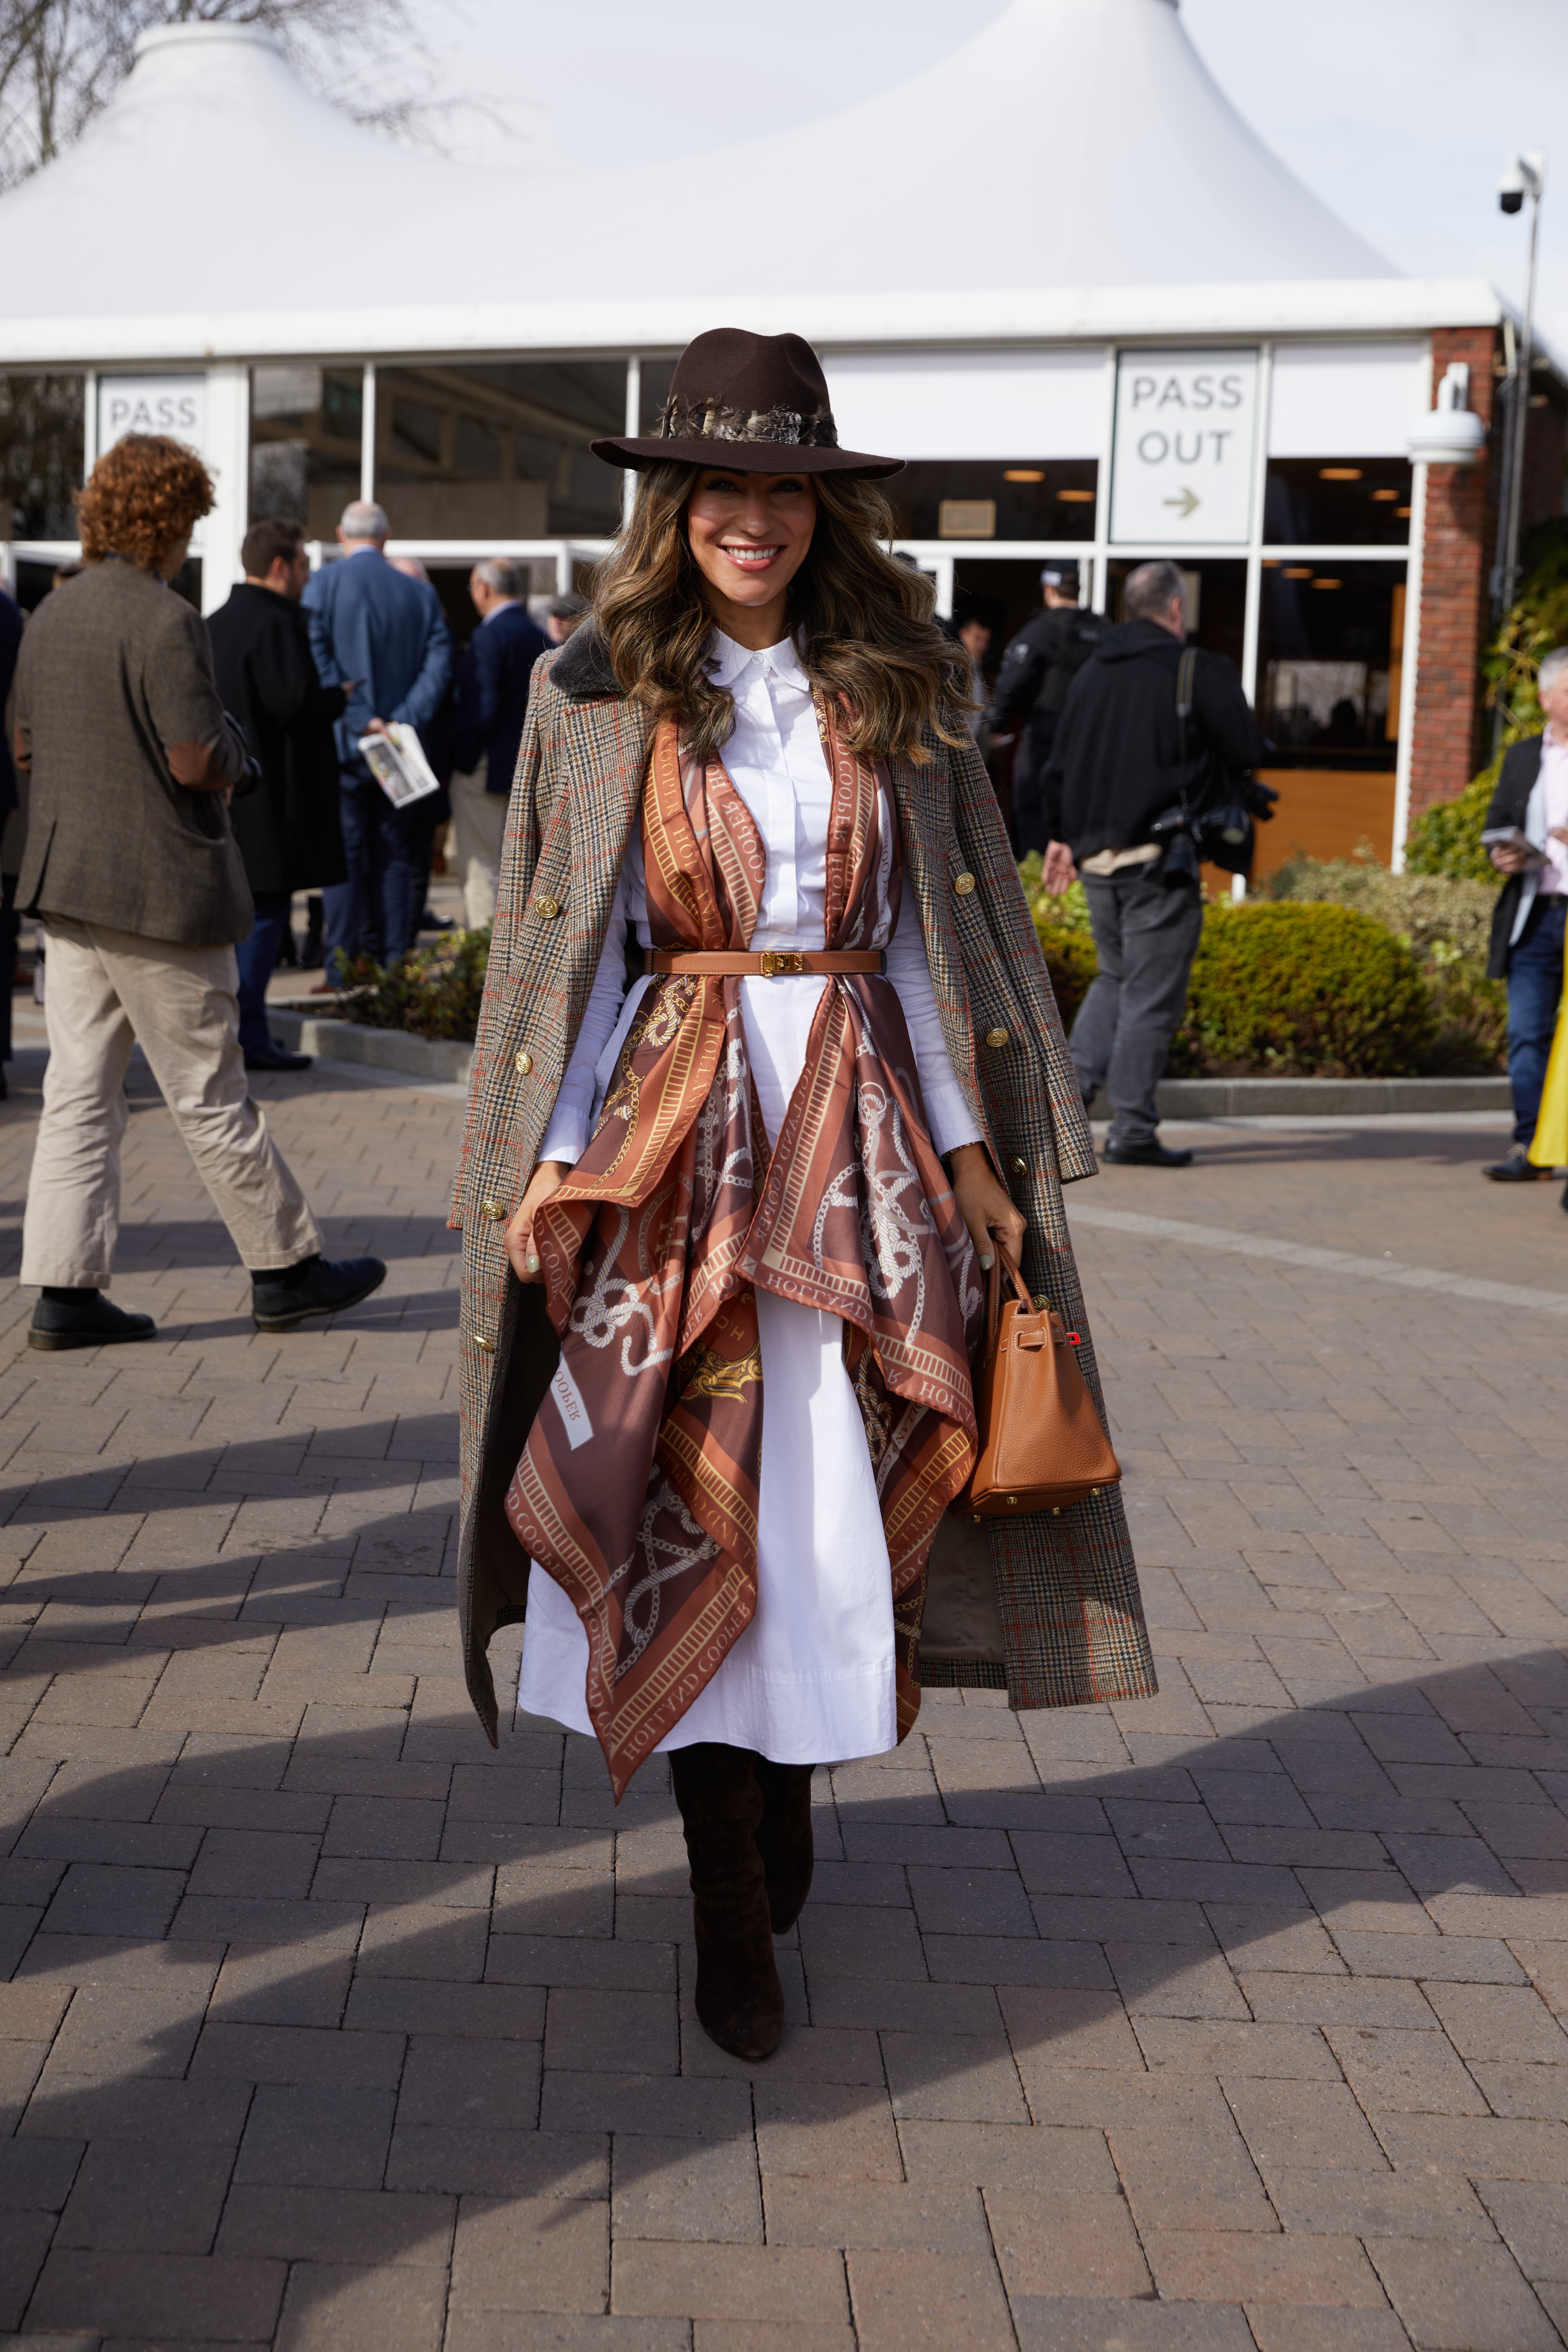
<box><xmin>503</xmin><ymin>697</ymin><xmax>983</xmax><ymax>1799</ymax></box>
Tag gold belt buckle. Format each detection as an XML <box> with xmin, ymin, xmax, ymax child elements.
<box><xmin>759</xmin><ymin>951</ymin><xmax>805</xmax><ymax>977</ymax></box>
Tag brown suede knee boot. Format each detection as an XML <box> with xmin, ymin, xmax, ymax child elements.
<box><xmin>755</xmin><ymin>1758</ymin><xmax>815</xmax><ymax>1934</ymax></box>
<box><xmin>669</xmin><ymin>1742</ymin><xmax>785</xmax><ymax>2062</ymax></box>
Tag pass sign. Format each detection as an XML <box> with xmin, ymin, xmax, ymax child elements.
<box><xmin>1109</xmin><ymin>350</ymin><xmax>1259</xmax><ymax>546</ymax></box>
<box><xmin>97</xmin><ymin>376</ymin><xmax>206</xmax><ymax>457</ymax></box>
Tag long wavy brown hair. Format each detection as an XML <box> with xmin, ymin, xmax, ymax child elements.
<box><xmin>76</xmin><ymin>434</ymin><xmax>213</xmax><ymax>570</ymax></box>
<box><xmin>591</xmin><ymin>462</ymin><xmax>972</xmax><ymax>764</ymax></box>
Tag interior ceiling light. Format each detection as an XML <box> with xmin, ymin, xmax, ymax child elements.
<box><xmin>1311</xmin><ymin>578</ymin><xmax>1344</xmax><ymax>590</ymax></box>
<box><xmin>1284</xmin><ymin>566</ymin><xmax>1313</xmax><ymax>578</ymax></box>
<box><xmin>1004</xmin><ymin>468</ymin><xmax>1045</xmax><ymax>483</ymax></box>
<box><xmin>1395</xmin><ymin>506</ymin><xmax>1412</xmax><ymax>518</ymax></box>
<box><xmin>1056</xmin><ymin>488</ymin><xmax>1095</xmax><ymax>502</ymax></box>
<box><xmin>1320</xmin><ymin>467</ymin><xmax>1362</xmax><ymax>480</ymax></box>
<box><xmin>1370</xmin><ymin>488</ymin><xmax>1400</xmax><ymax>501</ymax></box>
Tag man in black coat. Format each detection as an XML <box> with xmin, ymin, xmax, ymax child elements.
<box><xmin>208</xmin><ymin>519</ymin><xmax>350</xmax><ymax>1071</ymax></box>
<box><xmin>1042</xmin><ymin>559</ymin><xmax>1264</xmax><ymax>1167</ymax></box>
<box><xmin>986</xmin><ymin>562</ymin><xmax>1104</xmax><ymax>854</ymax></box>
<box><xmin>1478</xmin><ymin>645</ymin><xmax>1568</xmax><ymax>1186</ymax></box>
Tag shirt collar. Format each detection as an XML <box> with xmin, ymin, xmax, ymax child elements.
<box><xmin>708</xmin><ymin>628</ymin><xmax>810</xmax><ymax>694</ymax></box>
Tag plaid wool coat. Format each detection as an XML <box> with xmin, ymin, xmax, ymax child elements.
<box><xmin>450</xmin><ymin>625</ymin><xmax>1156</xmax><ymax>1745</ymax></box>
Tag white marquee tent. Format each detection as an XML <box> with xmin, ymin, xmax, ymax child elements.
<box><xmin>0</xmin><ymin>0</ymin><xmax>1516</xmax><ymax>865</ymax></box>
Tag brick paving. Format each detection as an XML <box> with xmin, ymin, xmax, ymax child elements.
<box><xmin>2</xmin><ymin>1048</ymin><xmax>1568</xmax><ymax>2351</ymax></box>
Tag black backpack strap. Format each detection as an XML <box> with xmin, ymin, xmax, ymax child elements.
<box><xmin>1175</xmin><ymin>646</ymin><xmax>1197</xmax><ymax>767</ymax></box>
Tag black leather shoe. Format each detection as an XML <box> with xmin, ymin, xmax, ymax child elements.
<box><xmin>1103</xmin><ymin>1140</ymin><xmax>1194</xmax><ymax>1168</ymax></box>
<box><xmin>29</xmin><ymin>1289</ymin><xmax>156</xmax><ymax>1352</ymax></box>
<box><xmin>252</xmin><ymin>1254</ymin><xmax>386</xmax><ymax>1332</ymax></box>
<box><xmin>1482</xmin><ymin>1144</ymin><xmax>1542</xmax><ymax>1182</ymax></box>
<box><xmin>244</xmin><ymin>1044</ymin><xmax>313</xmax><ymax>1073</ymax></box>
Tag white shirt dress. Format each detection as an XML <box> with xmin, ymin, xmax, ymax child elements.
<box><xmin>516</xmin><ymin>631</ymin><xmax>982</xmax><ymax>1764</ymax></box>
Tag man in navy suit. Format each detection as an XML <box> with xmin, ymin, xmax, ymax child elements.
<box><xmin>448</xmin><ymin>559</ymin><xmax>548</xmax><ymax>930</ymax></box>
<box><xmin>1480</xmin><ymin>644</ymin><xmax>1568</xmax><ymax>1188</ymax></box>
<box><xmin>301</xmin><ymin>500</ymin><xmax>451</xmax><ymax>978</ymax></box>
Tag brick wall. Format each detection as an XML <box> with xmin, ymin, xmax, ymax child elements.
<box><xmin>1407</xmin><ymin>328</ymin><xmax>1568</xmax><ymax>828</ymax></box>
<box><xmin>1407</xmin><ymin>327</ymin><xmax>1499</xmax><ymax>821</ymax></box>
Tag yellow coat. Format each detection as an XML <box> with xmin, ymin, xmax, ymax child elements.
<box><xmin>1529</xmin><ymin>991</ymin><xmax>1568</xmax><ymax>1166</ymax></box>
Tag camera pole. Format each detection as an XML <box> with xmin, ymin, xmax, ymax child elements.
<box><xmin>1493</xmin><ymin>152</ymin><xmax>1546</xmax><ymax>625</ymax></box>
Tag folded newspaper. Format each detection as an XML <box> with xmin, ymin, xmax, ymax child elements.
<box><xmin>359</xmin><ymin>724</ymin><xmax>440</xmax><ymax>807</ymax></box>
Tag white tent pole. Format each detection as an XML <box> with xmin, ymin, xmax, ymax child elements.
<box><xmin>360</xmin><ymin>363</ymin><xmax>377</xmax><ymax>506</ymax></box>
<box><xmin>200</xmin><ymin>360</ymin><xmax>249</xmax><ymax>614</ymax></box>
<box><xmin>1390</xmin><ymin>457</ymin><xmax>1428</xmax><ymax>875</ymax></box>
<box><xmin>624</xmin><ymin>357</ymin><xmax>640</xmax><ymax>526</ymax></box>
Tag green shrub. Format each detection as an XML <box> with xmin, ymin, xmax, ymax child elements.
<box><xmin>1018</xmin><ymin>858</ymin><xmax>1099</xmax><ymax>1025</ymax></box>
<box><xmin>1035</xmin><ymin>923</ymin><xmax>1099</xmax><ymax>1028</ymax></box>
<box><xmin>1404</xmin><ymin>767</ymin><xmax>1501</xmax><ymax>882</ymax></box>
<box><xmin>1266</xmin><ymin>853</ymin><xmax>1505</xmax><ymax>1071</ymax></box>
<box><xmin>1267</xmin><ymin>853</ymin><xmax>1498</xmax><ymax>965</ymax></box>
<box><xmin>339</xmin><ymin>926</ymin><xmax>491</xmax><ymax>1040</ymax></box>
<box><xmin>1169</xmin><ymin>901</ymin><xmax>1435</xmax><ymax>1077</ymax></box>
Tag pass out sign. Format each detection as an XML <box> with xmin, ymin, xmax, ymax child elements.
<box><xmin>1109</xmin><ymin>350</ymin><xmax>1259</xmax><ymax>546</ymax></box>
<box><xmin>97</xmin><ymin>376</ymin><xmax>206</xmax><ymax>457</ymax></box>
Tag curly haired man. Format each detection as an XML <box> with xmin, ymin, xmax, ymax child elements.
<box><xmin>11</xmin><ymin>432</ymin><xmax>384</xmax><ymax>1349</ymax></box>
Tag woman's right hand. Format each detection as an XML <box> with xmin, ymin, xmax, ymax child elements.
<box><xmin>505</xmin><ymin>1160</ymin><xmax>571</xmax><ymax>1282</ymax></box>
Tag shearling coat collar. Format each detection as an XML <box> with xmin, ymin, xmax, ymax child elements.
<box><xmin>549</xmin><ymin>620</ymin><xmax>620</xmax><ymax>699</ymax></box>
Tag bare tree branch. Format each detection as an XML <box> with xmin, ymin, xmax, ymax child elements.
<box><xmin>0</xmin><ymin>0</ymin><xmax>456</xmax><ymax>187</ymax></box>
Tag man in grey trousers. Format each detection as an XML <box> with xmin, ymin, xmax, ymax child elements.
<box><xmin>12</xmin><ymin>432</ymin><xmax>385</xmax><ymax>1351</ymax></box>
<box><xmin>1041</xmin><ymin>560</ymin><xmax>1264</xmax><ymax>1167</ymax></box>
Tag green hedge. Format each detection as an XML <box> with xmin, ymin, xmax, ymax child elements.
<box><xmin>1169</xmin><ymin>902</ymin><xmax>1434</xmax><ymax>1077</ymax></box>
<box><xmin>1267</xmin><ymin>855</ymin><xmax>1505</xmax><ymax>1071</ymax></box>
<box><xmin>1404</xmin><ymin>768</ymin><xmax>1500</xmax><ymax>882</ymax></box>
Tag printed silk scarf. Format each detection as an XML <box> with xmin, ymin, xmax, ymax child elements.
<box><xmin>505</xmin><ymin>698</ymin><xmax>980</xmax><ymax>1798</ymax></box>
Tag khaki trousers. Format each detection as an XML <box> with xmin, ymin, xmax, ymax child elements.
<box><xmin>21</xmin><ymin>917</ymin><xmax>321</xmax><ymax>1288</ymax></box>
<box><xmin>450</xmin><ymin>761</ymin><xmax>507</xmax><ymax>931</ymax></box>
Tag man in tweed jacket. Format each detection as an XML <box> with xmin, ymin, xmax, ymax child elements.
<box><xmin>451</xmin><ymin>622</ymin><xmax>1155</xmax><ymax>1744</ymax></box>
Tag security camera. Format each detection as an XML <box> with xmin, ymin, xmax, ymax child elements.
<box><xmin>1499</xmin><ymin>150</ymin><xmax>1547</xmax><ymax>212</ymax></box>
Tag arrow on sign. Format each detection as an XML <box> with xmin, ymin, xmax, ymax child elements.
<box><xmin>1163</xmin><ymin>486</ymin><xmax>1201</xmax><ymax>519</ymax></box>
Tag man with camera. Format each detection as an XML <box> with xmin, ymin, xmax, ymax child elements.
<box><xmin>1041</xmin><ymin>559</ymin><xmax>1265</xmax><ymax>1168</ymax></box>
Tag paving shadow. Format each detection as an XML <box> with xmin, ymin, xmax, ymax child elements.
<box><xmin>5</xmin><ymin>1649</ymin><xmax>1568</xmax><ymax>2344</ymax></box>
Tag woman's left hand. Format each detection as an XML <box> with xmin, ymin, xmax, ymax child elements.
<box><xmin>948</xmin><ymin>1141</ymin><xmax>1026</xmax><ymax>1274</ymax></box>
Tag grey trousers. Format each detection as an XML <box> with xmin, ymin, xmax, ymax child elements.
<box><xmin>1071</xmin><ymin>869</ymin><xmax>1203</xmax><ymax>1149</ymax></box>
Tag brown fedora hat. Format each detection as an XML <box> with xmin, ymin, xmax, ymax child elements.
<box><xmin>589</xmin><ymin>327</ymin><xmax>903</xmax><ymax>479</ymax></box>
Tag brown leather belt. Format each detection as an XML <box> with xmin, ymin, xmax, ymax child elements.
<box><xmin>647</xmin><ymin>949</ymin><xmax>885</xmax><ymax>978</ymax></box>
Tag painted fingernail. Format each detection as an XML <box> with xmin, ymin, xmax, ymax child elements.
<box><xmin>525</xmin><ymin>1254</ymin><xmax>540</xmax><ymax>1273</ymax></box>
<box><xmin>980</xmin><ymin>1253</ymin><xmax>993</xmax><ymax>1269</ymax></box>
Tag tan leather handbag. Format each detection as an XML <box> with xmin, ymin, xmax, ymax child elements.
<box><xmin>958</xmin><ymin>1259</ymin><xmax>1122</xmax><ymax>1519</ymax></box>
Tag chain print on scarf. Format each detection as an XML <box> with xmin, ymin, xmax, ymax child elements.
<box><xmin>504</xmin><ymin>696</ymin><xmax>981</xmax><ymax>1797</ymax></box>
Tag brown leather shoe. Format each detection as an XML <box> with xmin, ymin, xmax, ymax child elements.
<box><xmin>755</xmin><ymin>1759</ymin><xmax>816</xmax><ymax>1934</ymax></box>
<box><xmin>670</xmin><ymin>1744</ymin><xmax>784</xmax><ymax>2061</ymax></box>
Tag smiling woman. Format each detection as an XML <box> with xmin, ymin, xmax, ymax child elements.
<box><xmin>451</xmin><ymin>325</ymin><xmax>1154</xmax><ymax>2071</ymax></box>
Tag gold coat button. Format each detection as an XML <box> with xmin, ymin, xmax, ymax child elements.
<box><xmin>986</xmin><ymin>1027</ymin><xmax>1010</xmax><ymax>1049</ymax></box>
<box><xmin>478</xmin><ymin>1199</ymin><xmax>507</xmax><ymax>1222</ymax></box>
<box><xmin>514</xmin><ymin>1049</ymin><xmax>533</xmax><ymax>1075</ymax></box>
<box><xmin>953</xmin><ymin>872</ymin><xmax>977</xmax><ymax>896</ymax></box>
<box><xmin>1010</xmin><ymin>1156</ymin><xmax>1028</xmax><ymax>1176</ymax></box>
<box><xmin>534</xmin><ymin>895</ymin><xmax>562</xmax><ymax>920</ymax></box>
<box><xmin>469</xmin><ymin>1331</ymin><xmax>496</xmax><ymax>1356</ymax></box>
